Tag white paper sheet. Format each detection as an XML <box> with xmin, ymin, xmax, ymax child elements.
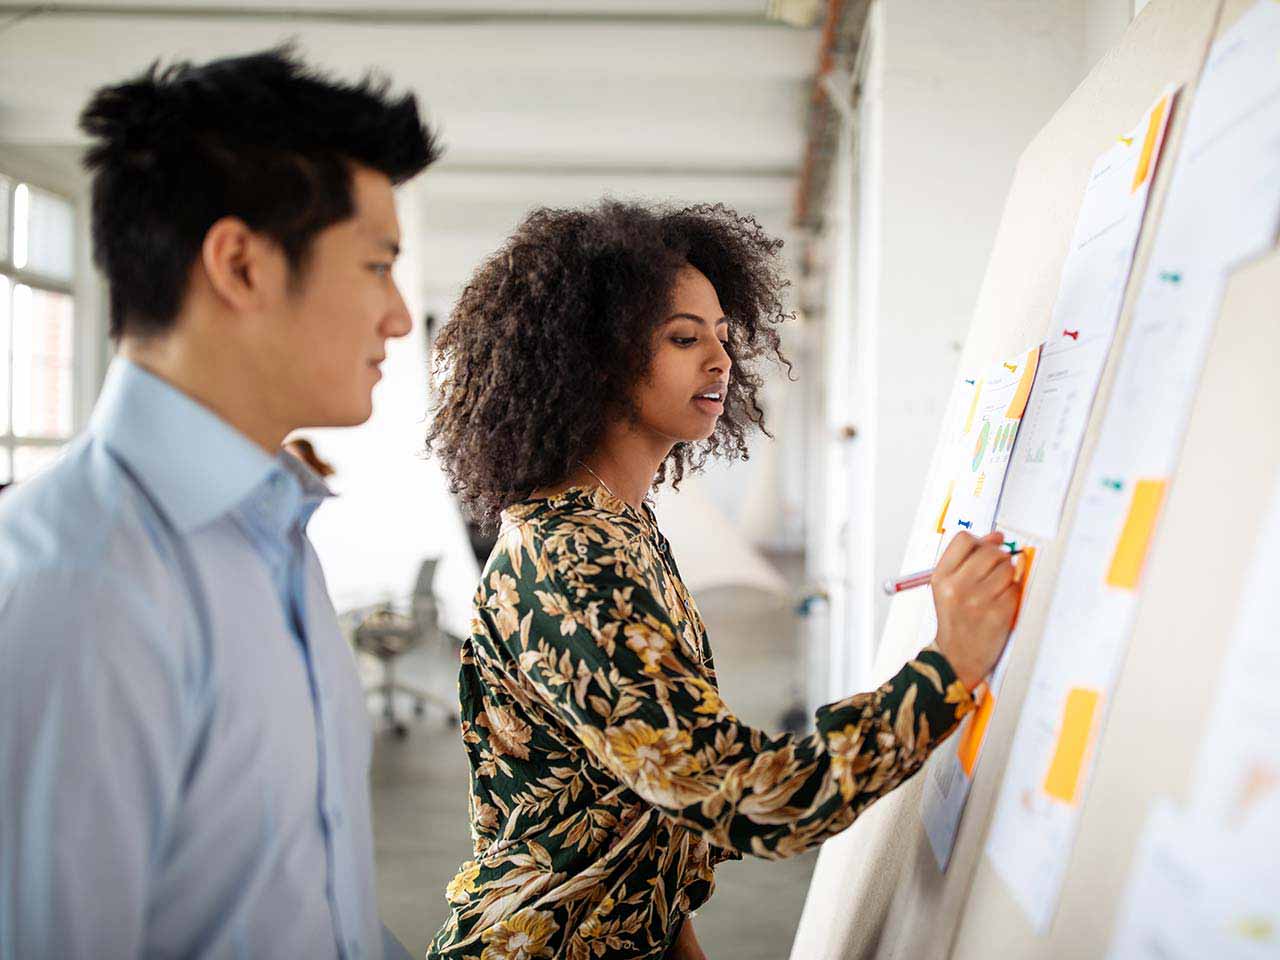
<box><xmin>1108</xmin><ymin>473</ymin><xmax>1280</xmax><ymax>957</ymax></box>
<box><xmin>921</xmin><ymin>608</ymin><xmax>1025</xmax><ymax>871</ymax></box>
<box><xmin>913</xmin><ymin>346</ymin><xmax>1041</xmax><ymax>870</ymax></box>
<box><xmin>1108</xmin><ymin>799</ymin><xmax>1280</xmax><ymax>960</ymax></box>
<box><xmin>941</xmin><ymin>345</ymin><xmax>1042</xmax><ymax>539</ymax></box>
<box><xmin>1000</xmin><ymin>89</ymin><xmax>1177</xmax><ymax>540</ymax></box>
<box><xmin>985</xmin><ymin>0</ymin><xmax>1280</xmax><ymax>932</ymax></box>
<box><xmin>1190</xmin><ymin>470</ymin><xmax>1280</xmax><ymax>830</ymax></box>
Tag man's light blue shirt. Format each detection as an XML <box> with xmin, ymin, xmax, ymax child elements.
<box><xmin>0</xmin><ymin>359</ymin><xmax>383</xmax><ymax>959</ymax></box>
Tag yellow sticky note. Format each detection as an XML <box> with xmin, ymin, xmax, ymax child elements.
<box><xmin>1005</xmin><ymin>348</ymin><xmax>1040</xmax><ymax>419</ymax></box>
<box><xmin>958</xmin><ymin>687</ymin><xmax>995</xmax><ymax>778</ymax></box>
<box><xmin>1131</xmin><ymin>95</ymin><xmax>1170</xmax><ymax>193</ymax></box>
<box><xmin>963</xmin><ymin>380</ymin><xmax>983</xmax><ymax>434</ymax></box>
<box><xmin>1043</xmin><ymin>687</ymin><xmax>1102</xmax><ymax>805</ymax></box>
<box><xmin>1106</xmin><ymin>479</ymin><xmax>1168</xmax><ymax>590</ymax></box>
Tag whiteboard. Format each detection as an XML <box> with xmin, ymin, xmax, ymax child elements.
<box><xmin>789</xmin><ymin>1</ymin><xmax>1266</xmax><ymax>956</ymax></box>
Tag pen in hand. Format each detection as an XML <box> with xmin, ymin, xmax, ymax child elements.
<box><xmin>882</xmin><ymin>541</ymin><xmax>1021</xmax><ymax>595</ymax></box>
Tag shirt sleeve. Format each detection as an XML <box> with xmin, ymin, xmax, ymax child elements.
<box><xmin>0</xmin><ymin>565</ymin><xmax>196</xmax><ymax>957</ymax></box>
<box><xmin>480</xmin><ymin>525</ymin><xmax>975</xmax><ymax>861</ymax></box>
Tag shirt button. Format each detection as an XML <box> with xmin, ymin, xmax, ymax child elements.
<box><xmin>330</xmin><ymin>806</ymin><xmax>344</xmax><ymax>829</ymax></box>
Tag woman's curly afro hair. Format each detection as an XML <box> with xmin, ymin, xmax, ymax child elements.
<box><xmin>428</xmin><ymin>200</ymin><xmax>792</xmax><ymax>530</ymax></box>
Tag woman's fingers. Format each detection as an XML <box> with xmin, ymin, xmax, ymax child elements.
<box><xmin>935</xmin><ymin>530</ymin><xmax>995</xmax><ymax>575</ymax></box>
<box><xmin>977</xmin><ymin>553</ymin><xmax>1018</xmax><ymax>595</ymax></box>
<box><xmin>942</xmin><ymin>529</ymin><xmax>1008</xmax><ymax>591</ymax></box>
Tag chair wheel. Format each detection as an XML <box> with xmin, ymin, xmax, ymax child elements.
<box><xmin>414</xmin><ymin>701</ymin><xmax>426</xmax><ymax>717</ymax></box>
<box><xmin>393</xmin><ymin>722</ymin><xmax>409</xmax><ymax>739</ymax></box>
<box><xmin>445</xmin><ymin>713</ymin><xmax>459</xmax><ymax>728</ymax></box>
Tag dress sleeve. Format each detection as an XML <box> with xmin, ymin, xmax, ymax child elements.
<box><xmin>480</xmin><ymin>522</ymin><xmax>975</xmax><ymax>860</ymax></box>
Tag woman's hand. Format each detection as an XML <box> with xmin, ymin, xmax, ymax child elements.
<box><xmin>669</xmin><ymin>919</ymin><xmax>708</xmax><ymax>960</ymax></box>
<box><xmin>931</xmin><ymin>531</ymin><xmax>1019</xmax><ymax>689</ymax></box>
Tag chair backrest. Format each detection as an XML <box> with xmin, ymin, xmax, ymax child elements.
<box><xmin>411</xmin><ymin>558</ymin><xmax>441</xmax><ymax>639</ymax></box>
<box><xmin>412</xmin><ymin>558</ymin><xmax>438</xmax><ymax>601</ymax></box>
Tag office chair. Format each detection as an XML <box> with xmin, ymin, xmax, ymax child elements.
<box><xmin>351</xmin><ymin>558</ymin><xmax>458</xmax><ymax>737</ymax></box>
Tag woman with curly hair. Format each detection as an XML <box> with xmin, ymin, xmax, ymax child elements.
<box><xmin>425</xmin><ymin>201</ymin><xmax>1017</xmax><ymax>960</ymax></box>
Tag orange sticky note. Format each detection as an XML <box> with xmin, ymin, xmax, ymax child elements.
<box><xmin>1011</xmin><ymin>546</ymin><xmax>1037</xmax><ymax>629</ymax></box>
<box><xmin>1131</xmin><ymin>94</ymin><xmax>1170</xmax><ymax>193</ymax></box>
<box><xmin>958</xmin><ymin>687</ymin><xmax>995</xmax><ymax>778</ymax></box>
<box><xmin>935</xmin><ymin>481</ymin><xmax>954</xmax><ymax>535</ymax></box>
<box><xmin>1106</xmin><ymin>479</ymin><xmax>1168</xmax><ymax>590</ymax></box>
<box><xmin>1004</xmin><ymin>347</ymin><xmax>1040</xmax><ymax>419</ymax></box>
<box><xmin>1043</xmin><ymin>687</ymin><xmax>1102</xmax><ymax>805</ymax></box>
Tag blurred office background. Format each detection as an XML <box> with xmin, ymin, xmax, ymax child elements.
<box><xmin>0</xmin><ymin>1</ymin><xmax>1151</xmax><ymax>954</ymax></box>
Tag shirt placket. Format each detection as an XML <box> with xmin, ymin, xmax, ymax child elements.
<box><xmin>256</xmin><ymin>472</ymin><xmax>363</xmax><ymax>960</ymax></box>
<box><xmin>283</xmin><ymin>520</ymin><xmax>366</xmax><ymax>960</ymax></box>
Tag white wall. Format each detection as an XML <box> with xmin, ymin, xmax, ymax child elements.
<box><xmin>1087</xmin><ymin>0</ymin><xmax>1138</xmax><ymax>65</ymax></box>
<box><xmin>816</xmin><ymin>0</ymin><xmax>1136</xmax><ymax>696</ymax></box>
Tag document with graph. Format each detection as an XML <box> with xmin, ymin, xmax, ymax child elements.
<box><xmin>998</xmin><ymin>88</ymin><xmax>1175</xmax><ymax>540</ymax></box>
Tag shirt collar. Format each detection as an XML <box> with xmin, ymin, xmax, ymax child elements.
<box><xmin>91</xmin><ymin>358</ymin><xmax>332</xmax><ymax>533</ymax></box>
<box><xmin>237</xmin><ymin>452</ymin><xmax>334</xmax><ymax>546</ymax></box>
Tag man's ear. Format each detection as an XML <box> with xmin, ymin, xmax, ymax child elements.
<box><xmin>200</xmin><ymin>217</ymin><xmax>286</xmax><ymax>313</ymax></box>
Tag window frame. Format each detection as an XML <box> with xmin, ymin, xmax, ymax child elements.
<box><xmin>0</xmin><ymin>170</ymin><xmax>80</xmax><ymax>482</ymax></box>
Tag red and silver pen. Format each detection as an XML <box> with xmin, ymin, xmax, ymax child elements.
<box><xmin>881</xmin><ymin>542</ymin><xmax>1021</xmax><ymax>595</ymax></box>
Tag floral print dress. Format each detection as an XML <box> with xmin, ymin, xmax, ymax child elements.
<box><xmin>426</xmin><ymin>486</ymin><xmax>974</xmax><ymax>960</ymax></box>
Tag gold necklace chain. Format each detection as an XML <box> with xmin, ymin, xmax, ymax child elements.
<box><xmin>577</xmin><ymin>459</ymin><xmax>622</xmax><ymax>502</ymax></box>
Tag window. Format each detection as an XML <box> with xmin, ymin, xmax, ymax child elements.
<box><xmin>0</xmin><ymin>175</ymin><xmax>77</xmax><ymax>483</ymax></box>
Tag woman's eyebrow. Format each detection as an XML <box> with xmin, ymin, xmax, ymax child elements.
<box><xmin>665</xmin><ymin>312</ymin><xmax>729</xmax><ymax>326</ymax></box>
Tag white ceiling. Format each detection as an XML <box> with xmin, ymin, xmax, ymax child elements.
<box><xmin>0</xmin><ymin>1</ymin><xmax>821</xmax><ymax>298</ymax></box>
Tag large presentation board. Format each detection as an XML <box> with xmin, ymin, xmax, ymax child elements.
<box><xmin>790</xmin><ymin>1</ymin><xmax>1277</xmax><ymax>957</ymax></box>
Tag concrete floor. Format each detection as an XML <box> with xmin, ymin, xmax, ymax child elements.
<box><xmin>368</xmin><ymin>556</ymin><xmax>817</xmax><ymax>959</ymax></box>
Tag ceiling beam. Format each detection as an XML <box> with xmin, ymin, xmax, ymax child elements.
<box><xmin>433</xmin><ymin>160</ymin><xmax>797</xmax><ymax>179</ymax></box>
<box><xmin>0</xmin><ymin>3</ymin><xmax>796</xmax><ymax>28</ymax></box>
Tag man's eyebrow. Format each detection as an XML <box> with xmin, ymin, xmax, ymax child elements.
<box><xmin>665</xmin><ymin>312</ymin><xmax>729</xmax><ymax>326</ymax></box>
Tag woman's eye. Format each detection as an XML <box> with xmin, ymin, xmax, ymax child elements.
<box><xmin>672</xmin><ymin>337</ymin><xmax>698</xmax><ymax>346</ymax></box>
<box><xmin>369</xmin><ymin>263</ymin><xmax>393</xmax><ymax>277</ymax></box>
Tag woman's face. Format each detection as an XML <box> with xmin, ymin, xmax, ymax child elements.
<box><xmin>632</xmin><ymin>265</ymin><xmax>733</xmax><ymax>444</ymax></box>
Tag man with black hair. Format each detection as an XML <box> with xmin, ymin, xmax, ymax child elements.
<box><xmin>0</xmin><ymin>48</ymin><xmax>439</xmax><ymax>959</ymax></box>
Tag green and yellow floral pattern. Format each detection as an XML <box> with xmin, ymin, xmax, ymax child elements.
<box><xmin>427</xmin><ymin>487</ymin><xmax>973</xmax><ymax>959</ymax></box>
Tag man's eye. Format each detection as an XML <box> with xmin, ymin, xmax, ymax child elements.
<box><xmin>369</xmin><ymin>263</ymin><xmax>393</xmax><ymax>277</ymax></box>
<box><xmin>672</xmin><ymin>337</ymin><xmax>698</xmax><ymax>346</ymax></box>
